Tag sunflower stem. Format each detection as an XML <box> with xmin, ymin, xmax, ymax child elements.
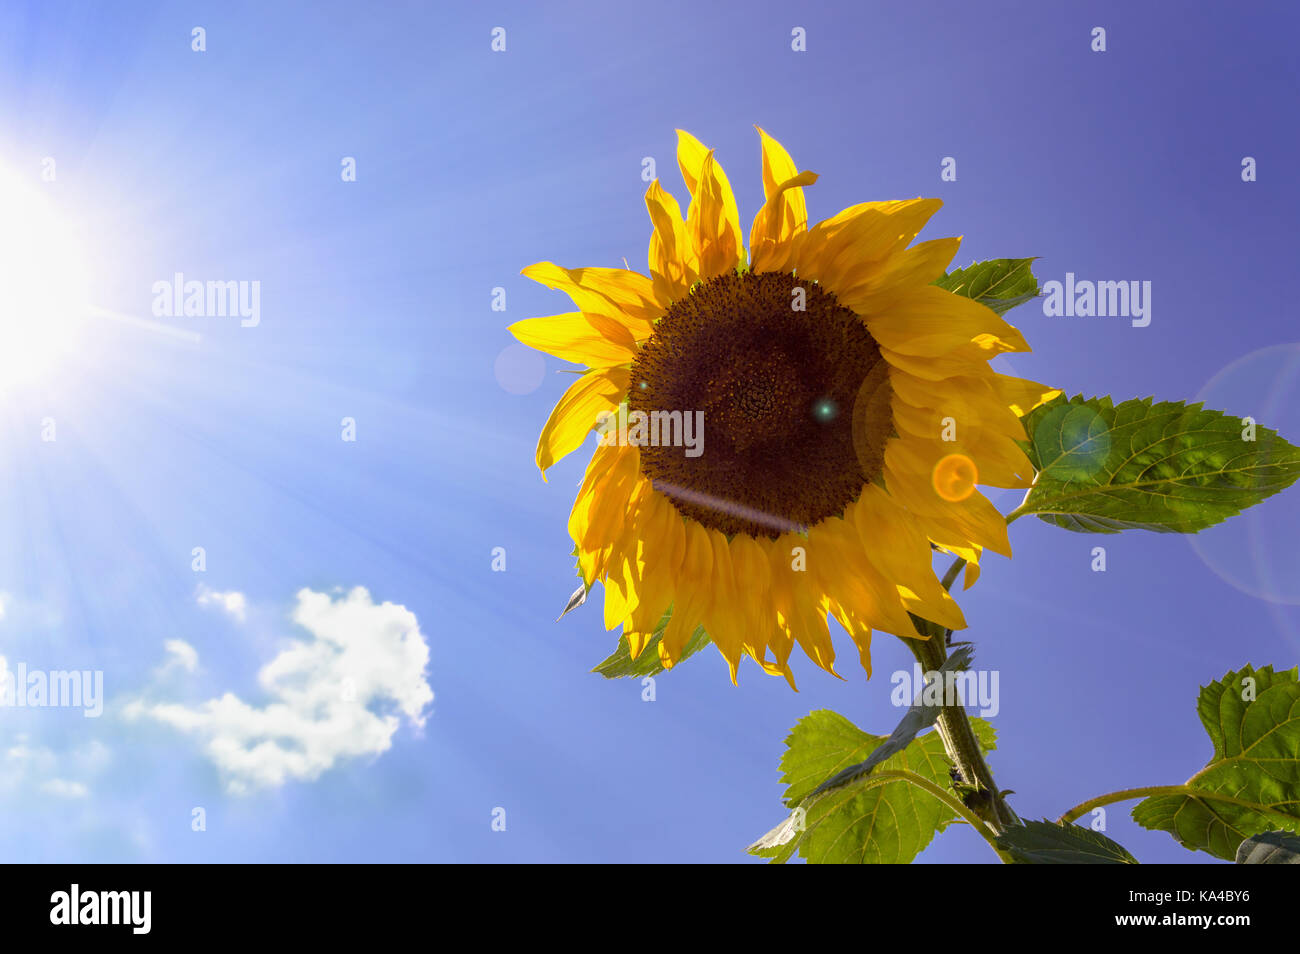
<box><xmin>1003</xmin><ymin>482</ymin><xmax>1038</xmax><ymax>525</ymax></box>
<box><xmin>1056</xmin><ymin>785</ymin><xmax>1188</xmax><ymax>825</ymax></box>
<box><xmin>905</xmin><ymin>555</ymin><xmax>1020</xmax><ymax>835</ymax></box>
<box><xmin>939</xmin><ymin>555</ymin><xmax>966</xmax><ymax>591</ymax></box>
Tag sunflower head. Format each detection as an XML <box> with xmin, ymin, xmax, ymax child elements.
<box><xmin>511</xmin><ymin>128</ymin><xmax>1058</xmax><ymax>686</ymax></box>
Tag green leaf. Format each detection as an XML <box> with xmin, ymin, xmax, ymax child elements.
<box><xmin>1235</xmin><ymin>831</ymin><xmax>1300</xmax><ymax>864</ymax></box>
<box><xmin>996</xmin><ymin>820</ymin><xmax>1138</xmax><ymax>864</ymax></box>
<box><xmin>747</xmin><ymin>700</ymin><xmax>996</xmax><ymax>864</ymax></box>
<box><xmin>935</xmin><ymin>258</ymin><xmax>1040</xmax><ymax>316</ymax></box>
<box><xmin>591</xmin><ymin>609</ymin><xmax>711</xmax><ymax>678</ymax></box>
<box><xmin>1018</xmin><ymin>395</ymin><xmax>1300</xmax><ymax>533</ymax></box>
<box><xmin>1133</xmin><ymin>665</ymin><xmax>1300</xmax><ymax>861</ymax></box>
<box><xmin>806</xmin><ymin>645</ymin><xmax>974</xmax><ymax>798</ymax></box>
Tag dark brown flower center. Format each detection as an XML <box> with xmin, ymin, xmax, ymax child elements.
<box><xmin>628</xmin><ymin>270</ymin><xmax>891</xmax><ymax>539</ymax></box>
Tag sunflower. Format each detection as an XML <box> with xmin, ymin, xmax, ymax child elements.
<box><xmin>511</xmin><ymin>128</ymin><xmax>1058</xmax><ymax>686</ymax></box>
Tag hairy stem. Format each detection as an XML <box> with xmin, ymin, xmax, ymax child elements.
<box><xmin>1058</xmin><ymin>786</ymin><xmax>1186</xmax><ymax>825</ymax></box>
<box><xmin>1057</xmin><ymin>784</ymin><xmax>1300</xmax><ymax>828</ymax></box>
<box><xmin>905</xmin><ymin>555</ymin><xmax>1020</xmax><ymax>836</ymax></box>
<box><xmin>939</xmin><ymin>555</ymin><xmax>966</xmax><ymax>591</ymax></box>
<box><xmin>1004</xmin><ymin>482</ymin><xmax>1037</xmax><ymax>526</ymax></box>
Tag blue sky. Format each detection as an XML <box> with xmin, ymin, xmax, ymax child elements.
<box><xmin>0</xmin><ymin>0</ymin><xmax>1297</xmax><ymax>862</ymax></box>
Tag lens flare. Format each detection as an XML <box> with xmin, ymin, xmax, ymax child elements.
<box><xmin>1190</xmin><ymin>343</ymin><xmax>1300</xmax><ymax>607</ymax></box>
<box><xmin>932</xmin><ymin>453</ymin><xmax>978</xmax><ymax>502</ymax></box>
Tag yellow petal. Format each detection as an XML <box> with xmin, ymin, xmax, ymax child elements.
<box><xmin>758</xmin><ymin>539</ymin><xmax>796</xmax><ymax>668</ymax></box>
<box><xmin>749</xmin><ymin>170</ymin><xmax>818</xmax><ymax>273</ymax></box>
<box><xmin>889</xmin><ymin>367</ymin><xmax>1031</xmax><ymax>443</ymax></box>
<box><xmin>992</xmin><ymin>373</ymin><xmax>1062</xmax><ymax>417</ymax></box>
<box><xmin>850</xmin><ymin>489</ymin><xmax>966</xmax><ymax>631</ymax></box>
<box><xmin>676</xmin><ymin>131</ymin><xmax>744</xmax><ymax>278</ymax></box>
<box><xmin>699</xmin><ymin>529</ymin><xmax>745</xmax><ymax>682</ymax></box>
<box><xmin>809</xmin><ymin>517</ymin><xmax>919</xmax><ymax>640</ymax></box>
<box><xmin>835</xmin><ymin>237</ymin><xmax>961</xmax><ymax>310</ymax></box>
<box><xmin>522</xmin><ymin>261</ymin><xmax>661</xmax><ymax>332</ymax></box>
<box><xmin>622</xmin><ymin>494</ymin><xmax>686</xmax><ymax>647</ymax></box>
<box><xmin>798</xmin><ymin>198</ymin><xmax>944</xmax><ymax>296</ymax></box>
<box><xmin>760</xmin><ymin>656</ymin><xmax>799</xmax><ymax>691</ymax></box>
<box><xmin>755</xmin><ymin>127</ymin><xmax>800</xmax><ymax>203</ymax></box>
<box><xmin>882</xmin><ymin>343</ymin><xmax>1023</xmax><ymax>382</ymax></box>
<box><xmin>603</xmin><ymin>488</ymin><xmax>658</xmax><ymax>631</ymax></box>
<box><xmin>931</xmin><ymin>540</ymin><xmax>984</xmax><ymax>590</ymax></box>
<box><xmin>573</xmin><ymin>447</ymin><xmax>643</xmax><ymax>580</ymax></box>
<box><xmin>765</xmin><ymin>534</ymin><xmax>839</xmax><ymax>676</ymax></box>
<box><xmin>692</xmin><ymin>152</ymin><xmax>745</xmax><ymax>278</ymax></box>
<box><xmin>644</xmin><ymin>180</ymin><xmax>700</xmax><ymax>305</ymax></box>
<box><xmin>883</xmin><ymin>440</ymin><xmax>1012</xmax><ymax>557</ymax></box>
<box><xmin>896</xmin><ymin>429</ymin><xmax>1035</xmax><ymax>490</ymax></box>
<box><xmin>675</xmin><ymin>130</ymin><xmax>731</xmax><ymax>206</ymax></box>
<box><xmin>535</xmin><ymin>367</ymin><xmax>630</xmax><ymax>479</ymax></box>
<box><xmin>659</xmin><ymin>520</ymin><xmax>714</xmax><ymax>666</ymax></box>
<box><xmin>827</xmin><ymin>598</ymin><xmax>877</xmax><ymax>678</ymax></box>
<box><xmin>603</xmin><ymin>475</ymin><xmax>653</xmax><ymax>586</ymax></box>
<box><xmin>568</xmin><ymin>445</ymin><xmax>623</xmax><ymax>582</ymax></box>
<box><xmin>728</xmin><ymin>534</ymin><xmax>772</xmax><ymax>662</ymax></box>
<box><xmin>748</xmin><ymin>127</ymin><xmax>817</xmax><ymax>273</ymax></box>
<box><xmin>887</xmin><ymin>382</ymin><xmax>1038</xmax><ymax>488</ymax></box>
<box><xmin>865</xmin><ymin>285</ymin><xmax>1030</xmax><ymax>357</ymax></box>
<box><xmin>509</xmin><ymin>312</ymin><xmax>637</xmax><ymax>367</ymax></box>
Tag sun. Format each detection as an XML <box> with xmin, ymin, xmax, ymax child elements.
<box><xmin>0</xmin><ymin>166</ymin><xmax>91</xmax><ymax>394</ymax></box>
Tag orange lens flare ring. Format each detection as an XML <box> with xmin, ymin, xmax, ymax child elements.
<box><xmin>932</xmin><ymin>453</ymin><xmax>978</xmax><ymax>502</ymax></box>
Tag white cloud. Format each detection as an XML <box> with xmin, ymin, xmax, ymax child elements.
<box><xmin>128</xmin><ymin>586</ymin><xmax>433</xmax><ymax>794</ymax></box>
<box><xmin>158</xmin><ymin>639</ymin><xmax>199</xmax><ymax>675</ymax></box>
<box><xmin>0</xmin><ymin>735</ymin><xmax>108</xmax><ymax>800</ymax></box>
<box><xmin>195</xmin><ymin>585</ymin><xmax>246</xmax><ymax>623</ymax></box>
<box><xmin>0</xmin><ymin>602</ymin><xmax>109</xmax><ymax>807</ymax></box>
<box><xmin>40</xmin><ymin>778</ymin><xmax>89</xmax><ymax>799</ymax></box>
